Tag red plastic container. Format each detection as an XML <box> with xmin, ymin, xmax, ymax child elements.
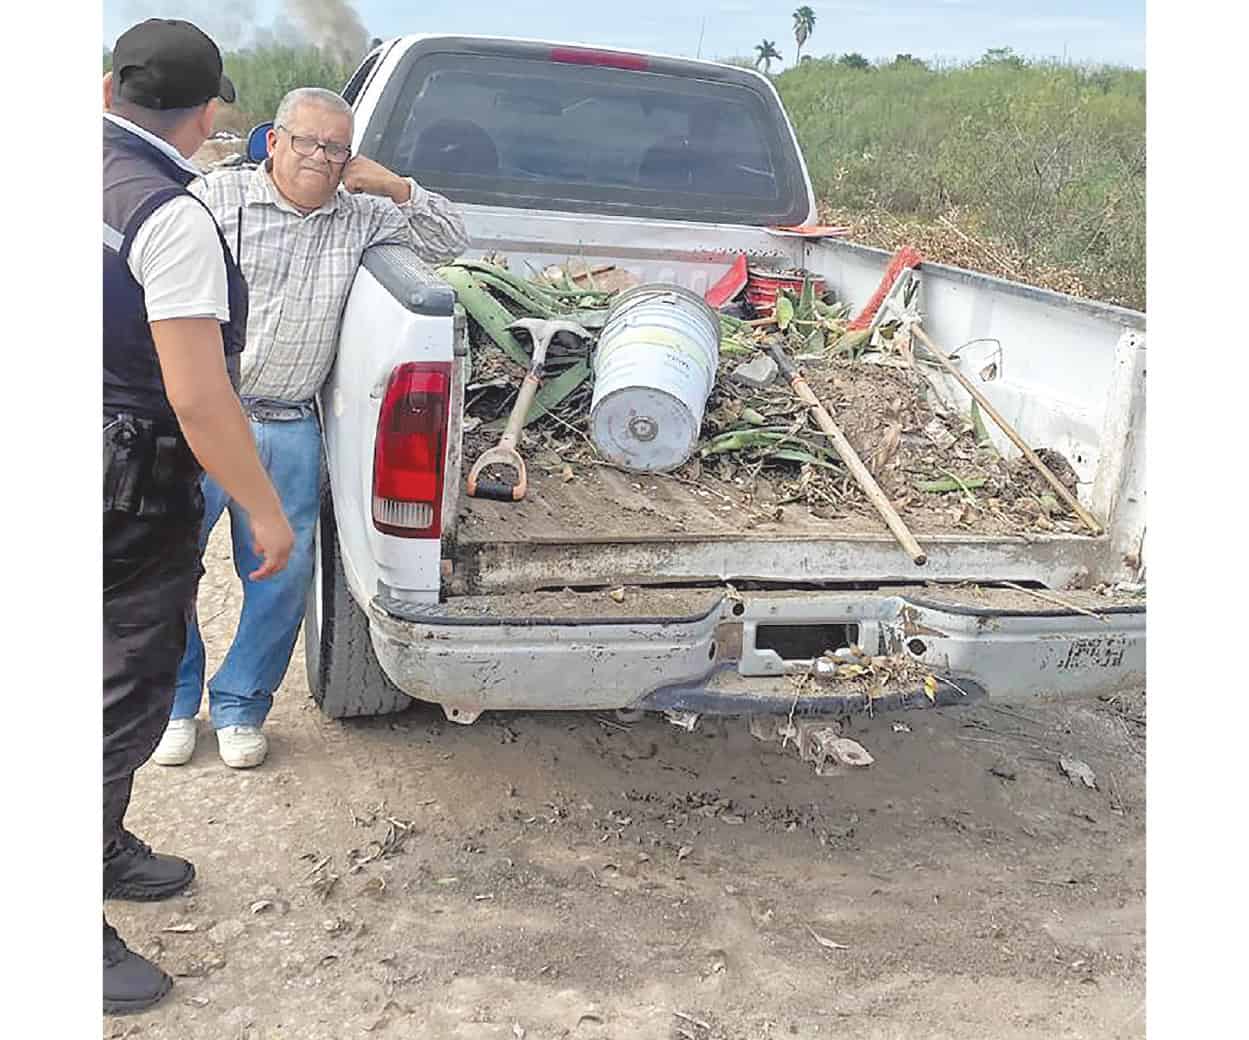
<box><xmin>745</xmin><ymin>268</ymin><xmax>826</xmax><ymax>314</ymax></box>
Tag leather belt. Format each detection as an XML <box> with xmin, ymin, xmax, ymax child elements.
<box><xmin>241</xmin><ymin>397</ymin><xmax>316</xmax><ymax>423</ymax></box>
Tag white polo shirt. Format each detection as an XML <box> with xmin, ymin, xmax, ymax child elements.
<box><xmin>105</xmin><ymin>113</ymin><xmax>230</xmax><ymax>323</ymax></box>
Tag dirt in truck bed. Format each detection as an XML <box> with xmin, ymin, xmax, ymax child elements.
<box><xmin>464</xmin><ymin>349</ymin><xmax>1089</xmax><ymax>544</ymax></box>
<box><xmin>462</xmin><ymin>311</ymin><xmax>1089</xmax><ymax>547</ymax></box>
<box><xmin>108</xmin><ymin>526</ymin><xmax>1146</xmax><ymax>1039</ymax></box>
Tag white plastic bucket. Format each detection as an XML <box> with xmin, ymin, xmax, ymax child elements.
<box><xmin>589</xmin><ymin>284</ymin><xmax>721</xmax><ymax>472</ymax></box>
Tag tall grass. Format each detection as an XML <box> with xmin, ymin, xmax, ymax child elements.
<box><xmin>219</xmin><ymin>47</ymin><xmax>356</xmax><ymax>131</ymax></box>
<box><xmin>774</xmin><ymin>58</ymin><xmax>1145</xmax><ymax>308</ymax></box>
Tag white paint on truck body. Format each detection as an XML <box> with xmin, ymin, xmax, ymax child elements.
<box><xmin>321</xmin><ymin>34</ymin><xmax>1146</xmax><ymax>715</ymax></box>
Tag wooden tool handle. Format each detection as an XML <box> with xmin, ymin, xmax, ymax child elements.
<box><xmin>767</xmin><ymin>344</ymin><xmax>928</xmax><ymax>566</ymax></box>
<box><xmin>501</xmin><ymin>374</ymin><xmax>541</xmax><ymax>449</ymax></box>
<box><xmin>911</xmin><ymin>325</ymin><xmax>1103</xmax><ymax>536</ymax></box>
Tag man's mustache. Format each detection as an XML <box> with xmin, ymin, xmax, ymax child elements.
<box><xmin>297</xmin><ymin>160</ymin><xmax>336</xmax><ymax>178</ymax></box>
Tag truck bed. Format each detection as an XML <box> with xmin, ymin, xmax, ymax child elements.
<box><xmin>450</xmin><ymin>460</ymin><xmax>1106</xmax><ymax>595</ymax></box>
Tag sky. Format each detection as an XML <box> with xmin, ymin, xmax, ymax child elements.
<box><xmin>103</xmin><ymin>1</ymin><xmax>1146</xmax><ymax>69</ymax></box>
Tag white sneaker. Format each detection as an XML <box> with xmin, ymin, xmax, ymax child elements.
<box><xmin>152</xmin><ymin>718</ymin><xmax>198</xmax><ymax>766</ymax></box>
<box><xmin>216</xmin><ymin>726</ymin><xmax>269</xmax><ymax>769</ymax></box>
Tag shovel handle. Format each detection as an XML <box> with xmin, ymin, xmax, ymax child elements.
<box><xmin>911</xmin><ymin>325</ymin><xmax>1103</xmax><ymax>535</ymax></box>
<box><xmin>766</xmin><ymin>342</ymin><xmax>928</xmax><ymax>566</ymax></box>
<box><xmin>500</xmin><ymin>372</ymin><xmax>542</xmax><ymax>448</ymax></box>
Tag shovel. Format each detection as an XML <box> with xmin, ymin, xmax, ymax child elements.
<box><xmin>466</xmin><ymin>319</ymin><xmax>592</xmax><ymax>502</ymax></box>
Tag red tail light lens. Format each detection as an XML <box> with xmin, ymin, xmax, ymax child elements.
<box><xmin>549</xmin><ymin>47</ymin><xmax>649</xmax><ymax>71</ymax></box>
<box><xmin>372</xmin><ymin>362</ymin><xmax>451</xmax><ymax>539</ymax></box>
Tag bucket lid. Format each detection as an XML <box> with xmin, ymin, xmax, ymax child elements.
<box><xmin>605</xmin><ymin>281</ymin><xmax>720</xmax><ymax>330</ymax></box>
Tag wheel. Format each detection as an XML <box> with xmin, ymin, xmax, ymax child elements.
<box><xmin>304</xmin><ymin>476</ymin><xmax>413</xmax><ymax>719</ymax></box>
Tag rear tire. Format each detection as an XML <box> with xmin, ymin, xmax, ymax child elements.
<box><xmin>304</xmin><ymin>477</ymin><xmax>412</xmax><ymax>719</ymax></box>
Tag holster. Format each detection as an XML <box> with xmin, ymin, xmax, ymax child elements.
<box><xmin>103</xmin><ymin>413</ymin><xmax>202</xmax><ymax>518</ymax></box>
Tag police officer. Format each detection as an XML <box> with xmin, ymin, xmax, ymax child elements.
<box><xmin>103</xmin><ymin>19</ymin><xmax>294</xmax><ymax>1014</ymax></box>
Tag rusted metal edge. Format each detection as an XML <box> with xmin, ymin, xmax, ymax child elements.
<box><xmin>374</xmin><ymin>590</ymin><xmax>725</xmax><ymax>628</ymax></box>
<box><xmin>638</xmin><ymin>668</ymin><xmax>984</xmax><ymax>715</ymax></box>
<box><xmin>901</xmin><ymin>594</ymin><xmax>1144</xmax><ymax>619</ymax></box>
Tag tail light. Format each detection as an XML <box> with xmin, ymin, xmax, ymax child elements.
<box><xmin>549</xmin><ymin>47</ymin><xmax>649</xmax><ymax>71</ymax></box>
<box><xmin>372</xmin><ymin>362</ymin><xmax>451</xmax><ymax>538</ymax></box>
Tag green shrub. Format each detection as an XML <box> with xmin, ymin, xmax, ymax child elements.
<box><xmin>776</xmin><ymin>58</ymin><xmax>1146</xmax><ymax>308</ymax></box>
<box><xmin>220</xmin><ymin>46</ymin><xmax>356</xmax><ymax>131</ymax></box>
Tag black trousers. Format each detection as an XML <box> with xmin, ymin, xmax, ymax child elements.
<box><xmin>103</xmin><ymin>509</ymin><xmax>201</xmax><ymax>884</ymax></box>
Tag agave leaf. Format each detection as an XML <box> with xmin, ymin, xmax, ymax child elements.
<box><xmin>775</xmin><ymin>294</ymin><xmax>795</xmax><ymax>331</ymax></box>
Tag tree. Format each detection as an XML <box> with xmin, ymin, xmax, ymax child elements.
<box><xmin>981</xmin><ymin>46</ymin><xmax>1025</xmax><ymax>68</ymax></box>
<box><xmin>838</xmin><ymin>52</ymin><xmax>871</xmax><ymax>70</ymax></box>
<box><xmin>792</xmin><ymin>6</ymin><xmax>817</xmax><ymax>64</ymax></box>
<box><xmin>754</xmin><ymin>39</ymin><xmax>782</xmax><ymax>74</ymax></box>
<box><xmin>892</xmin><ymin>53</ymin><xmax>929</xmax><ymax>70</ymax></box>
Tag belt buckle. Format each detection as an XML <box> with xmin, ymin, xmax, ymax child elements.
<box><xmin>250</xmin><ymin>404</ymin><xmax>288</xmax><ymax>422</ymax></box>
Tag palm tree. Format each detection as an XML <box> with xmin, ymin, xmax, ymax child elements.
<box><xmin>793</xmin><ymin>6</ymin><xmax>817</xmax><ymax>63</ymax></box>
<box><xmin>754</xmin><ymin>39</ymin><xmax>782</xmax><ymax>74</ymax></box>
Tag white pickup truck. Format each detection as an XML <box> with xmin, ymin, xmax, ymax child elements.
<box><xmin>304</xmin><ymin>34</ymin><xmax>1146</xmax><ymax>724</ymax></box>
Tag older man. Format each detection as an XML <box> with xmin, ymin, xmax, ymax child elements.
<box><xmin>154</xmin><ymin>87</ymin><xmax>468</xmax><ymax>769</ymax></box>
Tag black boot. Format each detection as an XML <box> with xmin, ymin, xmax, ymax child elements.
<box><xmin>104</xmin><ymin>832</ymin><xmax>195</xmax><ymax>901</ymax></box>
<box><xmin>104</xmin><ymin>919</ymin><xmax>171</xmax><ymax>1015</ymax></box>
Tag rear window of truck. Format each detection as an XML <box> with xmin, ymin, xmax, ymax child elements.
<box><xmin>361</xmin><ymin>42</ymin><xmax>810</xmax><ymax>226</ymax></box>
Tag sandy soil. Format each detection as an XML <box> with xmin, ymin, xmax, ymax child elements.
<box><xmin>106</xmin><ymin>524</ymin><xmax>1145</xmax><ymax>1039</ymax></box>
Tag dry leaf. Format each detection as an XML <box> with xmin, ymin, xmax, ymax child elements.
<box><xmin>807</xmin><ymin>926</ymin><xmax>850</xmax><ymax>951</ymax></box>
<box><xmin>609</xmin><ymin>587</ymin><xmax>626</xmax><ymax>603</ymax></box>
<box><xmin>923</xmin><ymin>674</ymin><xmax>938</xmax><ymax>702</ymax></box>
<box><xmin>1060</xmin><ymin>757</ymin><xmax>1097</xmax><ymax>789</ymax></box>
<box><xmin>677</xmin><ymin>845</ymin><xmax>694</xmax><ymax>861</ymax></box>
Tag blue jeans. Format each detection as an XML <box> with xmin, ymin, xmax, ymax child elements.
<box><xmin>171</xmin><ymin>410</ymin><xmax>321</xmax><ymax>730</ymax></box>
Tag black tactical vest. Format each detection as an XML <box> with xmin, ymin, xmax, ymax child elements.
<box><xmin>103</xmin><ymin>117</ymin><xmax>248</xmax><ymax>426</ymax></box>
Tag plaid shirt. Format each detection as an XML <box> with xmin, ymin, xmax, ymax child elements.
<box><xmin>190</xmin><ymin>163</ymin><xmax>468</xmax><ymax>402</ymax></box>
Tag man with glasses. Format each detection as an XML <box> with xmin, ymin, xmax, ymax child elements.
<box><xmin>153</xmin><ymin>87</ymin><xmax>467</xmax><ymax>770</ymax></box>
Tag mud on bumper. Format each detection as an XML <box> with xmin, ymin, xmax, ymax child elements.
<box><xmin>368</xmin><ymin>588</ymin><xmax>1145</xmax><ymax>721</ymax></box>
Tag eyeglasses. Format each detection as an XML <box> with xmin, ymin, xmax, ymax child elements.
<box><xmin>276</xmin><ymin>125</ymin><xmax>351</xmax><ymax>164</ymax></box>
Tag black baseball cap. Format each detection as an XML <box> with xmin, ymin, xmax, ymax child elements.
<box><xmin>112</xmin><ymin>19</ymin><xmax>236</xmax><ymax>110</ymax></box>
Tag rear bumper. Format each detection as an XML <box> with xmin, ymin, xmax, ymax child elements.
<box><xmin>368</xmin><ymin>588</ymin><xmax>1144</xmax><ymax>718</ymax></box>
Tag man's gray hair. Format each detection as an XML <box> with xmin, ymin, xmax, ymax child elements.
<box><xmin>274</xmin><ymin>87</ymin><xmax>353</xmax><ymax>129</ymax></box>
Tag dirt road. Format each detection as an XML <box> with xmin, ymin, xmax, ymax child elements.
<box><xmin>107</xmin><ymin>528</ymin><xmax>1146</xmax><ymax>1039</ymax></box>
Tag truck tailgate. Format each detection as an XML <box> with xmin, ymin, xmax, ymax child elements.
<box><xmin>450</xmin><ymin>461</ymin><xmax>1107</xmax><ymax>594</ymax></box>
